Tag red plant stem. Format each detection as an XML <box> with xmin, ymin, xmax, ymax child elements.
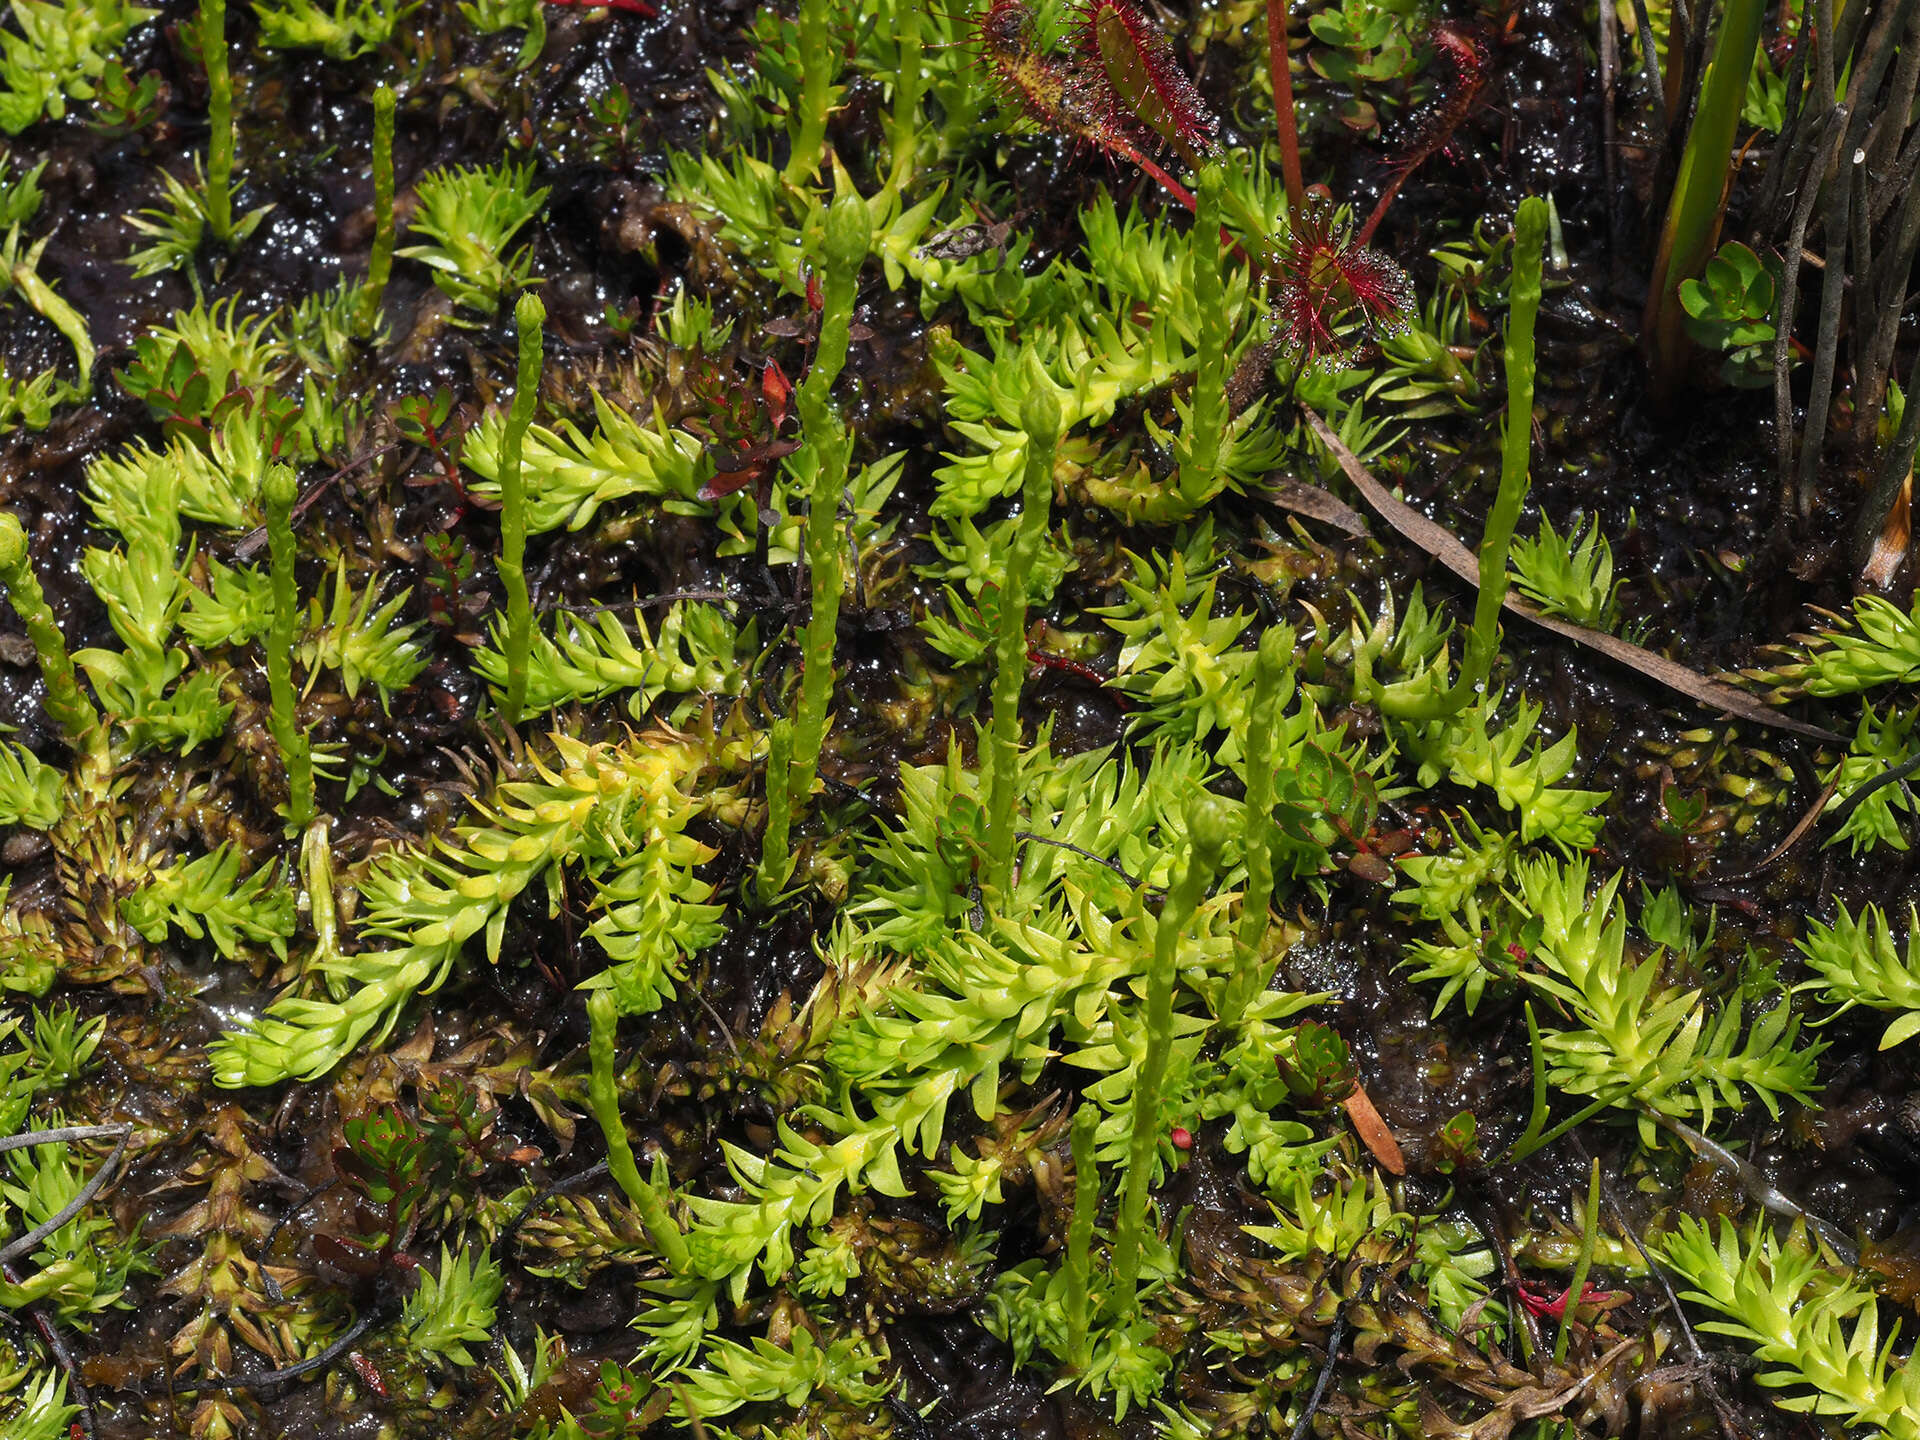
<box><xmin>1269</xmin><ymin>0</ymin><xmax>1305</xmax><ymax>214</ymax></box>
<box><xmin>1115</xmin><ymin>142</ymin><xmax>1267</xmax><ymax>278</ymax></box>
<box><xmin>1115</xmin><ymin>140</ymin><xmax>1198</xmax><ymax>211</ymax></box>
<box><xmin>1354</xmin><ymin>174</ymin><xmax>1408</xmax><ymax>246</ymax></box>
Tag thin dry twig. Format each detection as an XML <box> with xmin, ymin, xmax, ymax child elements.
<box><xmin>0</xmin><ymin>1125</ymin><xmax>133</xmax><ymax>1265</ymax></box>
<box><xmin>1300</xmin><ymin>408</ymin><xmax>1841</xmax><ymax>743</ymax></box>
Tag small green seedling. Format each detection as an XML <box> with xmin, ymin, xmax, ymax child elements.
<box><xmin>1678</xmin><ymin>241</ymin><xmax>1778</xmax><ymax>387</ymax></box>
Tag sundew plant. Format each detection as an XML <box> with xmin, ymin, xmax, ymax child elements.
<box><xmin>1</xmin><ymin>0</ymin><xmax>1919</xmax><ymax>1438</ymax></box>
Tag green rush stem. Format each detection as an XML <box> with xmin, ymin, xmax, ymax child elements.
<box><xmin>1554</xmin><ymin>1157</ymin><xmax>1604</xmax><ymax>1364</ymax></box>
<box><xmin>756</xmin><ymin>191</ymin><xmax>870</xmax><ymax>906</ymax></box>
<box><xmin>1376</xmin><ymin>196</ymin><xmax>1544</xmax><ymax>721</ymax></box>
<box><xmin>1642</xmin><ymin>0</ymin><xmax>1766</xmax><ymax>392</ymax></box>
<box><xmin>785</xmin><ymin>0</ymin><xmax>836</xmax><ymax>182</ymax></box>
<box><xmin>1514</xmin><ymin>1000</ymin><xmax>1551</xmax><ymax>1157</ymax></box>
<box><xmin>201</xmin><ymin>0</ymin><xmax>234</xmax><ymax>245</ymax></box>
<box><xmin>263</xmin><ymin>465</ymin><xmax>314</xmax><ymax>830</ymax></box>
<box><xmin>358</xmin><ymin>86</ymin><xmax>396</xmax><ymax>338</ymax></box>
<box><xmin>1177</xmin><ymin>165</ymin><xmax>1227</xmax><ymax>510</ymax></box>
<box><xmin>1114</xmin><ymin>793</ymin><xmax>1230</xmax><ymax>1313</ymax></box>
<box><xmin>0</xmin><ymin>513</ymin><xmax>105</xmax><ymax>773</ymax></box>
<box><xmin>1222</xmin><ymin>625</ymin><xmax>1294</xmax><ymax>1027</ymax></box>
<box><xmin>499</xmin><ymin>291</ymin><xmax>544</xmax><ymax>728</ymax></box>
<box><xmin>1064</xmin><ymin>1103</ymin><xmax>1100</xmax><ymax>1369</ymax></box>
<box><xmin>587</xmin><ymin>990</ymin><xmax>691</xmax><ymax>1274</ymax></box>
<box><xmin>1510</xmin><ymin>1092</ymin><xmax>1624</xmax><ymax>1166</ymax></box>
<box><xmin>984</xmin><ymin>357</ymin><xmax>1062</xmax><ymax>898</ymax></box>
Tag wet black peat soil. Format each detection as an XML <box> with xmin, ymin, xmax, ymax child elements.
<box><xmin>3</xmin><ymin>0</ymin><xmax>1919</xmax><ymax>1436</ymax></box>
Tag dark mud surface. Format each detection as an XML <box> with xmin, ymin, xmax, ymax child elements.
<box><xmin>2</xmin><ymin>0</ymin><xmax>1919</xmax><ymax>1437</ymax></box>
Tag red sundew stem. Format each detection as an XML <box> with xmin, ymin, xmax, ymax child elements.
<box><xmin>1115</xmin><ymin>140</ymin><xmax>1199</xmax><ymax>211</ymax></box>
<box><xmin>1118</xmin><ymin>142</ymin><xmax>1266</xmax><ymax>279</ymax></box>
<box><xmin>1269</xmin><ymin>0</ymin><xmax>1305</xmax><ymax>215</ymax></box>
<box><xmin>1355</xmin><ymin>24</ymin><xmax>1490</xmax><ymax>246</ymax></box>
<box><xmin>1353</xmin><ymin>174</ymin><xmax>1407</xmax><ymax>247</ymax></box>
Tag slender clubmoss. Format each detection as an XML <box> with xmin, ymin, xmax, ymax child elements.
<box><xmin>1374</xmin><ymin>195</ymin><xmax>1545</xmax><ymax>721</ymax></box>
<box><xmin>1222</xmin><ymin>624</ymin><xmax>1293</xmax><ymax>1027</ymax></box>
<box><xmin>262</xmin><ymin>464</ymin><xmax>314</xmax><ymax>829</ymax></box>
<box><xmin>1113</xmin><ymin>791</ymin><xmax>1230</xmax><ymax>1311</ymax></box>
<box><xmin>1175</xmin><ymin>164</ymin><xmax>1226</xmax><ymax>510</ymax></box>
<box><xmin>356</xmin><ymin>84</ymin><xmax>396</xmax><ymax>338</ymax></box>
<box><xmin>0</xmin><ymin>511</ymin><xmax>105</xmax><ymax>766</ymax></box>
<box><xmin>885</xmin><ymin>0</ymin><xmax>925</xmax><ymax>192</ymax></box>
<box><xmin>1063</xmin><ymin>1102</ymin><xmax>1100</xmax><ymax>1369</ymax></box>
<box><xmin>587</xmin><ymin>989</ymin><xmax>690</xmax><ymax>1274</ymax></box>
<box><xmin>785</xmin><ymin>0</ymin><xmax>835</xmax><ymax>182</ymax></box>
<box><xmin>756</xmin><ymin>188</ymin><xmax>870</xmax><ymax>904</ymax></box>
<box><xmin>200</xmin><ymin>0</ymin><xmax>235</xmax><ymax>245</ymax></box>
<box><xmin>498</xmin><ymin>290</ymin><xmax>544</xmax><ymax>727</ymax></box>
<box><xmin>984</xmin><ymin>354</ymin><xmax>1062</xmax><ymax>896</ymax></box>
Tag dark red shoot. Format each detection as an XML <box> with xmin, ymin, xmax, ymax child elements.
<box><xmin>1355</xmin><ymin>21</ymin><xmax>1494</xmax><ymax>245</ymax></box>
<box><xmin>1514</xmin><ymin>1278</ymin><xmax>1631</xmax><ymax>1322</ymax></box>
<box><xmin>690</xmin><ymin>358</ymin><xmax>800</xmax><ymax>501</ymax></box>
<box><xmin>1273</xmin><ymin>192</ymin><xmax>1413</xmax><ymax>362</ymax></box>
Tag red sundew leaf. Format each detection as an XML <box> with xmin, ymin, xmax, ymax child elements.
<box><xmin>1074</xmin><ymin>0</ymin><xmax>1220</xmax><ymax>167</ymax></box>
<box><xmin>974</xmin><ymin>0</ymin><xmax>1139</xmax><ymax>160</ymax></box>
<box><xmin>1333</xmin><ymin>245</ymin><xmax>1414</xmax><ymax>328</ymax></box>
<box><xmin>699</xmin><ymin>465</ymin><xmax>762</xmax><ymax>502</ymax></box>
<box><xmin>1274</xmin><ymin>193</ymin><xmax>1411</xmax><ymax>360</ymax></box>
<box><xmin>976</xmin><ymin>1</ymin><xmax>1074</xmax><ymax>132</ymax></box>
<box><xmin>698</xmin><ymin>438</ymin><xmax>799</xmax><ymax>501</ymax></box>
<box><xmin>1390</xmin><ymin>20</ymin><xmax>1493</xmax><ymax>175</ymax></box>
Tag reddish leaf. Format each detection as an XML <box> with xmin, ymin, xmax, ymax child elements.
<box><xmin>1340</xmin><ymin>1082</ymin><xmax>1407</xmax><ymax>1175</ymax></box>
<box><xmin>760</xmin><ymin>358</ymin><xmax>793</xmax><ymax>422</ymax></box>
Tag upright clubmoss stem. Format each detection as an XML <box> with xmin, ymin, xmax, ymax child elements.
<box><xmin>263</xmin><ymin>465</ymin><xmax>314</xmax><ymax>830</ymax></box>
<box><xmin>984</xmin><ymin>355</ymin><xmax>1063</xmax><ymax>897</ymax></box>
<box><xmin>1113</xmin><ymin>793</ymin><xmax>1230</xmax><ymax>1313</ymax></box>
<box><xmin>1063</xmin><ymin>1104</ymin><xmax>1100</xmax><ymax>1369</ymax></box>
<box><xmin>756</xmin><ymin>190</ymin><xmax>871</xmax><ymax>906</ymax></box>
<box><xmin>498</xmin><ymin>292</ymin><xmax>544</xmax><ymax>727</ymax></box>
<box><xmin>1177</xmin><ymin>165</ymin><xmax>1227</xmax><ymax>510</ymax></box>
<box><xmin>1375</xmin><ymin>196</ymin><xmax>1544</xmax><ymax>722</ymax></box>
<box><xmin>357</xmin><ymin>86</ymin><xmax>397</xmax><ymax>339</ymax></box>
<box><xmin>201</xmin><ymin>0</ymin><xmax>234</xmax><ymax>245</ymax></box>
<box><xmin>0</xmin><ymin>513</ymin><xmax>105</xmax><ymax>768</ymax></box>
<box><xmin>1223</xmin><ymin>625</ymin><xmax>1294</xmax><ymax>1026</ymax></box>
<box><xmin>587</xmin><ymin>990</ymin><xmax>690</xmax><ymax>1274</ymax></box>
<box><xmin>886</xmin><ymin>0</ymin><xmax>925</xmax><ymax>192</ymax></box>
<box><xmin>785</xmin><ymin>0</ymin><xmax>836</xmax><ymax>182</ymax></box>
